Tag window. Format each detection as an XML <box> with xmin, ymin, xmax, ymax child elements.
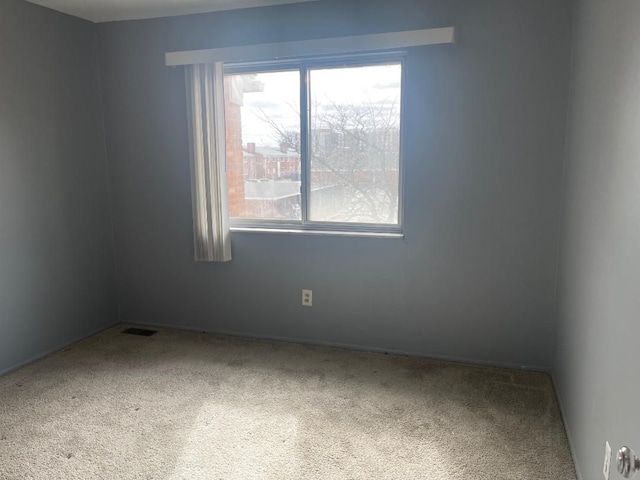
<box><xmin>223</xmin><ymin>57</ymin><xmax>403</xmax><ymax>233</ymax></box>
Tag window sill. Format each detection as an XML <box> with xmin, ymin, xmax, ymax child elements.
<box><xmin>230</xmin><ymin>227</ymin><xmax>404</xmax><ymax>239</ymax></box>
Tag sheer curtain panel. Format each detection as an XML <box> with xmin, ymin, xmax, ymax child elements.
<box><xmin>185</xmin><ymin>63</ymin><xmax>232</xmax><ymax>262</ymax></box>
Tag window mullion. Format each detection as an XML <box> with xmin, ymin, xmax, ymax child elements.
<box><xmin>299</xmin><ymin>66</ymin><xmax>310</xmax><ymax>226</ymax></box>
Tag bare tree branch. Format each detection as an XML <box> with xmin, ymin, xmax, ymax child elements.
<box><xmin>253</xmin><ymin>91</ymin><xmax>401</xmax><ymax>223</ymax></box>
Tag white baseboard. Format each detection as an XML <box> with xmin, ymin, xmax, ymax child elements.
<box><xmin>126</xmin><ymin>320</ymin><xmax>551</xmax><ymax>374</ymax></box>
<box><xmin>550</xmin><ymin>373</ymin><xmax>582</xmax><ymax>480</ymax></box>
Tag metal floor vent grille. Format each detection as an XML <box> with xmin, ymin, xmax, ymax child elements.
<box><xmin>121</xmin><ymin>327</ymin><xmax>158</xmax><ymax>337</ymax></box>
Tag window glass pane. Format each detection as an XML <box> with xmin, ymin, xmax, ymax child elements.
<box><xmin>309</xmin><ymin>64</ymin><xmax>402</xmax><ymax>225</ymax></box>
<box><xmin>224</xmin><ymin>70</ymin><xmax>301</xmax><ymax>220</ymax></box>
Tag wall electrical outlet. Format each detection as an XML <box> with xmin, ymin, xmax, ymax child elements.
<box><xmin>603</xmin><ymin>441</ymin><xmax>611</xmax><ymax>480</ymax></box>
<box><xmin>302</xmin><ymin>289</ymin><xmax>312</xmax><ymax>307</ymax></box>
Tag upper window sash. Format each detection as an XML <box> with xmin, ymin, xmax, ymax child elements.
<box><xmin>223</xmin><ymin>51</ymin><xmax>406</xmax><ymax>75</ymax></box>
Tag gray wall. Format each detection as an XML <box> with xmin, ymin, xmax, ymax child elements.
<box><xmin>98</xmin><ymin>0</ymin><xmax>572</xmax><ymax>370</ymax></box>
<box><xmin>0</xmin><ymin>0</ymin><xmax>117</xmax><ymax>374</ymax></box>
<box><xmin>553</xmin><ymin>1</ymin><xmax>640</xmax><ymax>478</ymax></box>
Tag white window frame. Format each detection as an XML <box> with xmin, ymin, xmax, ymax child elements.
<box><xmin>224</xmin><ymin>53</ymin><xmax>406</xmax><ymax>235</ymax></box>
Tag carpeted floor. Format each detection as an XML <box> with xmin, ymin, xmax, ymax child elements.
<box><xmin>0</xmin><ymin>325</ymin><xmax>576</xmax><ymax>480</ymax></box>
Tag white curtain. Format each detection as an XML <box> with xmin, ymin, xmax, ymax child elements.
<box><xmin>185</xmin><ymin>63</ymin><xmax>232</xmax><ymax>262</ymax></box>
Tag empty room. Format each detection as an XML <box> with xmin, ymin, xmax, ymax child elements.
<box><xmin>1</xmin><ymin>0</ymin><xmax>639</xmax><ymax>478</ymax></box>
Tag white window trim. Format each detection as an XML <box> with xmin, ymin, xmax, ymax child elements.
<box><xmin>166</xmin><ymin>27</ymin><xmax>455</xmax><ymax>66</ymax></box>
<box><xmin>230</xmin><ymin>227</ymin><xmax>404</xmax><ymax>239</ymax></box>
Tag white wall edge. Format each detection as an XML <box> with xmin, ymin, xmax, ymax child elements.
<box><xmin>166</xmin><ymin>27</ymin><xmax>455</xmax><ymax>66</ymax></box>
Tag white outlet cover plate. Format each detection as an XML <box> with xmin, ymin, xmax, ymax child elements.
<box><xmin>302</xmin><ymin>289</ymin><xmax>312</xmax><ymax>307</ymax></box>
<box><xmin>603</xmin><ymin>441</ymin><xmax>611</xmax><ymax>480</ymax></box>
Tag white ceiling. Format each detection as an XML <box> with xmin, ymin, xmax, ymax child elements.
<box><xmin>25</xmin><ymin>0</ymin><xmax>317</xmax><ymax>23</ymax></box>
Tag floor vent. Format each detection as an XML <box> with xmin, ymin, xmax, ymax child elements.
<box><xmin>121</xmin><ymin>327</ymin><xmax>158</xmax><ymax>337</ymax></box>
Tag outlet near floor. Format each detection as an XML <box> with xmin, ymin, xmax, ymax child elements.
<box><xmin>302</xmin><ymin>289</ymin><xmax>312</xmax><ymax>307</ymax></box>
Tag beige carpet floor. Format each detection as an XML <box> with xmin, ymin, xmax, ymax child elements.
<box><xmin>0</xmin><ymin>325</ymin><xmax>575</xmax><ymax>480</ymax></box>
